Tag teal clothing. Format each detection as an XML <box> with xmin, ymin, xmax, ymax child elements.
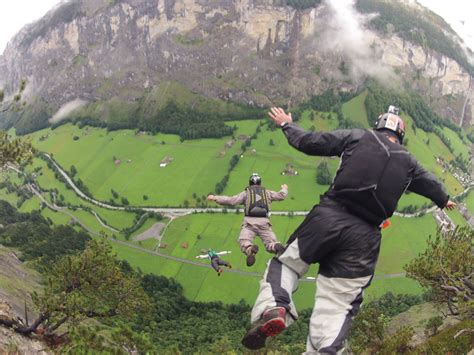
<box><xmin>208</xmin><ymin>250</ymin><xmax>218</xmax><ymax>260</ymax></box>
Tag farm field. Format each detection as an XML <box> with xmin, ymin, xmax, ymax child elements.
<box><xmin>221</xmin><ymin>113</ymin><xmax>341</xmax><ymax>211</ymax></box>
<box><xmin>29</xmin><ymin>120</ymin><xmax>260</xmax><ymax>208</ymax></box>
<box><xmin>26</xmin><ymin>158</ymin><xmax>138</xmax><ymax>231</ymax></box>
<box><xmin>111</xmin><ymin>240</ymin><xmax>422</xmax><ymax>309</ymax></box>
<box><xmin>26</xmin><ymin>101</ymin><xmax>468</xmax><ymax>212</ymax></box>
<box><xmin>112</xmin><ymin>211</ymin><xmax>435</xmax><ymax>307</ymax></box>
<box><xmin>0</xmin><ymin>168</ymin><xmax>149</xmax><ymax>241</ymax></box>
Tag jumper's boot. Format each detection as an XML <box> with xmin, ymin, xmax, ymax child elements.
<box><xmin>226</xmin><ymin>263</ymin><xmax>232</xmax><ymax>269</ymax></box>
<box><xmin>273</xmin><ymin>243</ymin><xmax>285</xmax><ymax>256</ymax></box>
<box><xmin>241</xmin><ymin>307</ymin><xmax>287</xmax><ymax>350</ymax></box>
<box><xmin>245</xmin><ymin>245</ymin><xmax>259</xmax><ymax>267</ymax></box>
<box><xmin>217</xmin><ymin>268</ymin><xmax>224</xmax><ymax>276</ymax></box>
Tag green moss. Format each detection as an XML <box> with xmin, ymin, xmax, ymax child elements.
<box><xmin>174</xmin><ymin>34</ymin><xmax>204</xmax><ymax>46</ymax></box>
<box><xmin>72</xmin><ymin>54</ymin><xmax>88</xmax><ymax>66</ymax></box>
<box><xmin>286</xmin><ymin>0</ymin><xmax>321</xmax><ymax>10</ymax></box>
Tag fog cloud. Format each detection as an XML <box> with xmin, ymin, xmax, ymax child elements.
<box><xmin>320</xmin><ymin>0</ymin><xmax>397</xmax><ymax>85</ymax></box>
<box><xmin>49</xmin><ymin>98</ymin><xmax>87</xmax><ymax>124</ymax></box>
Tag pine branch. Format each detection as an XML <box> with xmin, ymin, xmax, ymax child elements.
<box><xmin>0</xmin><ymin>313</ymin><xmax>47</xmax><ymax>336</ymax></box>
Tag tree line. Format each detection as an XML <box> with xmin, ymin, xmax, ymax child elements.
<box><xmin>364</xmin><ymin>82</ymin><xmax>464</xmax><ymax>134</ymax></box>
<box><xmin>215</xmin><ymin>122</ymin><xmax>264</xmax><ymax>195</ymax></box>
<box><xmin>51</xmin><ymin>100</ymin><xmax>265</xmax><ymax>141</ymax></box>
<box><xmin>0</xmin><ymin>200</ymin><xmax>90</xmax><ymax>271</ymax></box>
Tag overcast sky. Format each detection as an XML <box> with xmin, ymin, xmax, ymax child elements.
<box><xmin>0</xmin><ymin>0</ymin><xmax>61</xmax><ymax>54</ymax></box>
<box><xmin>0</xmin><ymin>0</ymin><xmax>472</xmax><ymax>54</ymax></box>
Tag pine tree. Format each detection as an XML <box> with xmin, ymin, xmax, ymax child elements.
<box><xmin>316</xmin><ymin>161</ymin><xmax>332</xmax><ymax>185</ymax></box>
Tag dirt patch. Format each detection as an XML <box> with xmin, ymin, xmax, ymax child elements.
<box><xmin>160</xmin><ymin>156</ymin><xmax>174</xmax><ymax>164</ymax></box>
<box><xmin>133</xmin><ymin>222</ymin><xmax>166</xmax><ymax>241</ymax></box>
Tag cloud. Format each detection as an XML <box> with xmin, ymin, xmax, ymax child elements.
<box><xmin>49</xmin><ymin>98</ymin><xmax>87</xmax><ymax>124</ymax></box>
<box><xmin>320</xmin><ymin>0</ymin><xmax>397</xmax><ymax>85</ymax></box>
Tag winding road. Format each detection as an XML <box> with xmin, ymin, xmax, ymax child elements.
<box><xmin>42</xmin><ymin>153</ymin><xmax>474</xmax><ymax>219</ymax></box>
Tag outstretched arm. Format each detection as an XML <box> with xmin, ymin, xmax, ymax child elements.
<box><xmin>268</xmin><ymin>107</ymin><xmax>355</xmax><ymax>157</ymax></box>
<box><xmin>407</xmin><ymin>160</ymin><xmax>456</xmax><ymax>209</ymax></box>
<box><xmin>267</xmin><ymin>184</ymin><xmax>289</xmax><ymax>201</ymax></box>
<box><xmin>207</xmin><ymin>191</ymin><xmax>246</xmax><ymax>206</ymax></box>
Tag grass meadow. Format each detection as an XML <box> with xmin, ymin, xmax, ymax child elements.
<box><xmin>30</xmin><ymin>120</ymin><xmax>260</xmax><ymax>208</ymax></box>
<box><xmin>112</xmin><ymin>211</ymin><xmax>435</xmax><ymax>307</ymax></box>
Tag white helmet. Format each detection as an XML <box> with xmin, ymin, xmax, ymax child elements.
<box><xmin>374</xmin><ymin>106</ymin><xmax>405</xmax><ymax>143</ymax></box>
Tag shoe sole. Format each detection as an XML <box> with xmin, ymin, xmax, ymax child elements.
<box><xmin>261</xmin><ymin>318</ymin><xmax>286</xmax><ymax>337</ymax></box>
<box><xmin>241</xmin><ymin>318</ymin><xmax>286</xmax><ymax>350</ymax></box>
<box><xmin>246</xmin><ymin>255</ymin><xmax>255</xmax><ymax>267</ymax></box>
<box><xmin>274</xmin><ymin>244</ymin><xmax>285</xmax><ymax>255</ymax></box>
<box><xmin>246</xmin><ymin>245</ymin><xmax>259</xmax><ymax>267</ymax></box>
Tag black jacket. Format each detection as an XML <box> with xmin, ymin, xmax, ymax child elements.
<box><xmin>282</xmin><ymin>123</ymin><xmax>449</xmax><ymax>225</ymax></box>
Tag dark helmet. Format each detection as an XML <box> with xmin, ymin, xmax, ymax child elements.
<box><xmin>374</xmin><ymin>105</ymin><xmax>405</xmax><ymax>143</ymax></box>
<box><xmin>249</xmin><ymin>173</ymin><xmax>261</xmax><ymax>186</ymax></box>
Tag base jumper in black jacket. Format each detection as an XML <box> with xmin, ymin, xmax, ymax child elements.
<box><xmin>242</xmin><ymin>107</ymin><xmax>456</xmax><ymax>354</ymax></box>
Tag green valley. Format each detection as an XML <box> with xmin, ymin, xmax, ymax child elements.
<box><xmin>1</xmin><ymin>90</ymin><xmax>472</xmax><ymax>308</ymax></box>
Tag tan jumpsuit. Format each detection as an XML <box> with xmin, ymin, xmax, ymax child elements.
<box><xmin>214</xmin><ymin>187</ymin><xmax>288</xmax><ymax>253</ymax></box>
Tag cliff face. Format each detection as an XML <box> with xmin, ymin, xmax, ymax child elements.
<box><xmin>0</xmin><ymin>0</ymin><xmax>472</xmax><ymax>129</ymax></box>
<box><xmin>0</xmin><ymin>245</ymin><xmax>45</xmax><ymax>353</ymax></box>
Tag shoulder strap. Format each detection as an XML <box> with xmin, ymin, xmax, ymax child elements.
<box><xmin>245</xmin><ymin>187</ymin><xmax>251</xmax><ymax>215</ymax></box>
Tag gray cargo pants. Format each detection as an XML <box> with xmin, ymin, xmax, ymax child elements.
<box><xmin>239</xmin><ymin>216</ymin><xmax>279</xmax><ymax>253</ymax></box>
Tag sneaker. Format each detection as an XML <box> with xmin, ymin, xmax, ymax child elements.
<box><xmin>241</xmin><ymin>307</ymin><xmax>287</xmax><ymax>350</ymax></box>
<box><xmin>217</xmin><ymin>268</ymin><xmax>223</xmax><ymax>276</ymax></box>
<box><xmin>245</xmin><ymin>245</ymin><xmax>259</xmax><ymax>267</ymax></box>
<box><xmin>226</xmin><ymin>263</ymin><xmax>232</xmax><ymax>269</ymax></box>
<box><xmin>274</xmin><ymin>243</ymin><xmax>285</xmax><ymax>255</ymax></box>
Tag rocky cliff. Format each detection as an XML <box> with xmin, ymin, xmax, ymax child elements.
<box><xmin>0</xmin><ymin>300</ymin><xmax>49</xmax><ymax>354</ymax></box>
<box><xmin>0</xmin><ymin>0</ymin><xmax>472</xmax><ymax>132</ymax></box>
<box><xmin>0</xmin><ymin>245</ymin><xmax>45</xmax><ymax>353</ymax></box>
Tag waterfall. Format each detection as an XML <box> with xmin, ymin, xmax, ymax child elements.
<box><xmin>459</xmin><ymin>74</ymin><xmax>472</xmax><ymax>127</ymax></box>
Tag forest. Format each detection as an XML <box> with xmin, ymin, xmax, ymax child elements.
<box><xmin>0</xmin><ymin>200</ymin><xmax>90</xmax><ymax>271</ymax></box>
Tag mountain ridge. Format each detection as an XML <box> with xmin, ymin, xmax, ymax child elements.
<box><xmin>0</xmin><ymin>0</ymin><xmax>472</xmax><ymax>134</ymax></box>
